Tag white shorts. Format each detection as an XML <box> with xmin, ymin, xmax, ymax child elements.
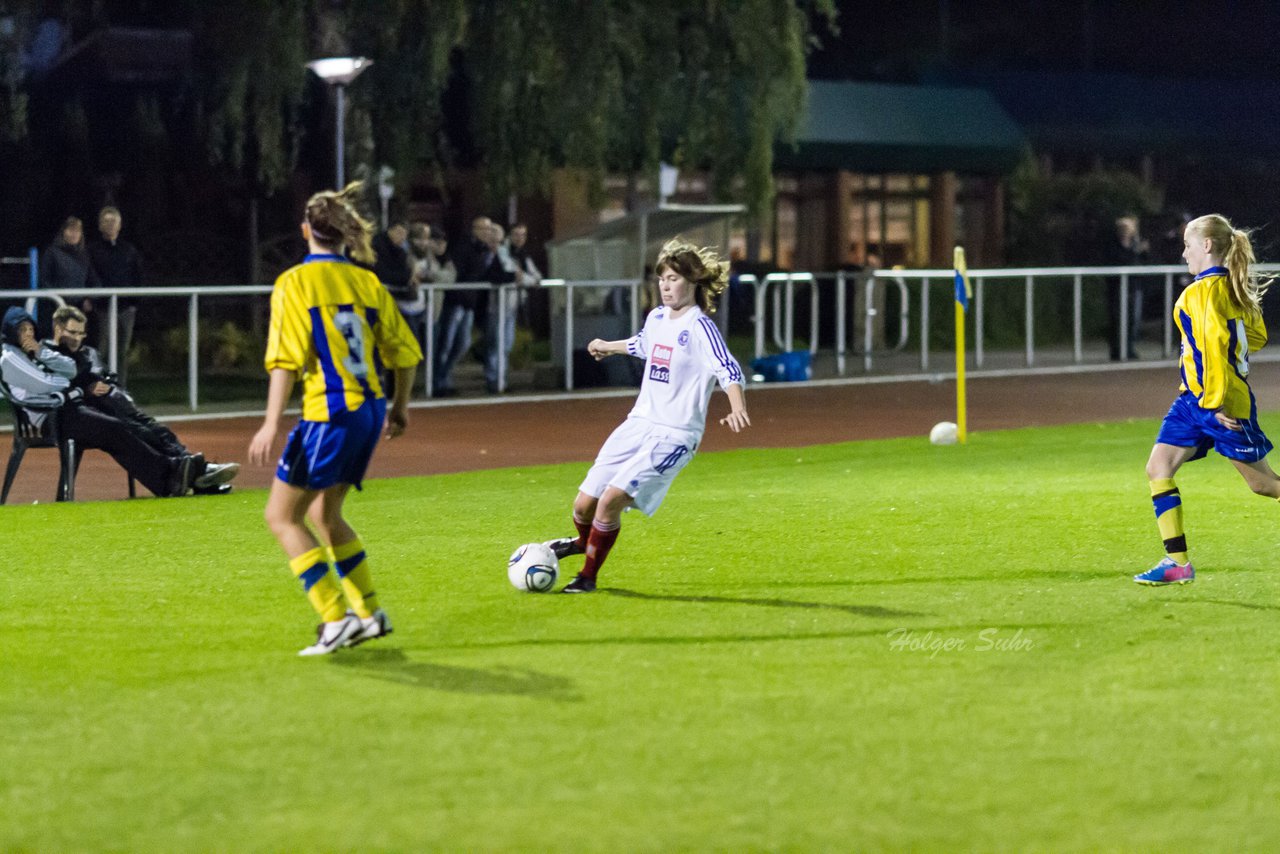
<box><xmin>579</xmin><ymin>418</ymin><xmax>699</xmax><ymax>516</ymax></box>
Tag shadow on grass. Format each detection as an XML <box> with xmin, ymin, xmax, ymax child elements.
<box><xmin>1165</xmin><ymin>597</ymin><xmax>1280</xmax><ymax>613</ymax></box>
<box><xmin>602</xmin><ymin>586</ymin><xmax>925</xmax><ymax>618</ymax></box>
<box><xmin>439</xmin><ymin>623</ymin><xmax>1064</xmax><ymax>651</ymax></box>
<box><xmin>767</xmin><ymin>569</ymin><xmax>1124</xmax><ymax>588</ymax></box>
<box><xmin>330</xmin><ymin>648</ymin><xmax>582</xmax><ymax>702</ymax></box>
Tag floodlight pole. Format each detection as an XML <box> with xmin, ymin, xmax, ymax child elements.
<box><xmin>306</xmin><ymin>57</ymin><xmax>372</xmax><ymax>190</ymax></box>
<box><xmin>334</xmin><ymin>82</ymin><xmax>347</xmax><ymax>188</ymax></box>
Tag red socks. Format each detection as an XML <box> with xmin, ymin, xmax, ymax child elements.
<box><xmin>573</xmin><ymin>511</ymin><xmax>592</xmax><ymax>549</ymax></box>
<box><xmin>580</xmin><ymin>519</ymin><xmax>620</xmax><ymax>581</ymax></box>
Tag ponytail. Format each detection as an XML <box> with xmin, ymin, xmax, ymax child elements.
<box><xmin>1186</xmin><ymin>214</ymin><xmax>1271</xmax><ymax>314</ymax></box>
<box><xmin>304</xmin><ymin>181</ymin><xmax>376</xmax><ymax>264</ymax></box>
<box><xmin>1223</xmin><ymin>229</ymin><xmax>1269</xmax><ymax>313</ymax></box>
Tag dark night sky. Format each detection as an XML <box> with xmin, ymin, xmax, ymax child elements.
<box><xmin>808</xmin><ymin>0</ymin><xmax>1280</xmax><ymax>82</ymax></box>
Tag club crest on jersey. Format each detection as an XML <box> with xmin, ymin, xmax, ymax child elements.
<box><xmin>678</xmin><ymin>330</ymin><xmax>690</xmax><ymax>347</ymax></box>
<box><xmin>649</xmin><ymin>344</ymin><xmax>673</xmax><ymax>383</ymax></box>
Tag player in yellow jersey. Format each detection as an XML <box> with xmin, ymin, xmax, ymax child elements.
<box><xmin>1138</xmin><ymin>214</ymin><xmax>1278</xmax><ymax>585</ymax></box>
<box><xmin>248</xmin><ymin>183</ymin><xmax>423</xmax><ymax>653</ymax></box>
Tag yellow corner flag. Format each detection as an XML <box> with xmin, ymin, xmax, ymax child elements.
<box><xmin>953</xmin><ymin>246</ymin><xmax>971</xmax><ymax>444</ymax></box>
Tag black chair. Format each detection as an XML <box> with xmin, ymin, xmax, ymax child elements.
<box><xmin>1</xmin><ymin>396</ymin><xmax>136</xmax><ymax>505</ymax></box>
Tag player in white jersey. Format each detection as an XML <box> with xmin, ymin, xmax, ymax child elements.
<box><xmin>547</xmin><ymin>238</ymin><xmax>750</xmax><ymax>593</ymax></box>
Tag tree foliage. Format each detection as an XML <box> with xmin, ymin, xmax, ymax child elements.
<box><xmin>2</xmin><ymin>0</ymin><xmax>833</xmax><ymax>243</ymax></box>
<box><xmin>185</xmin><ymin>0</ymin><xmax>309</xmax><ymax>192</ymax></box>
<box><xmin>460</xmin><ymin>0</ymin><xmax>835</xmax><ymax>215</ymax></box>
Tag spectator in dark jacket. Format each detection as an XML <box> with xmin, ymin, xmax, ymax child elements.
<box><xmin>39</xmin><ymin>216</ymin><xmax>99</xmax><ymax>335</ymax></box>
<box><xmin>371</xmin><ymin>222</ymin><xmax>413</xmax><ymax>301</ymax></box>
<box><xmin>0</xmin><ymin>306</ymin><xmax>193</xmax><ymax>498</ymax></box>
<box><xmin>1102</xmin><ymin>215</ymin><xmax>1151</xmax><ymax>361</ymax></box>
<box><xmin>86</xmin><ymin>206</ymin><xmax>144</xmax><ymax>387</ymax></box>
<box><xmin>44</xmin><ymin>305</ymin><xmax>240</xmax><ymax>494</ymax></box>
<box><xmin>432</xmin><ymin>216</ymin><xmax>516</xmax><ymax>396</ymax></box>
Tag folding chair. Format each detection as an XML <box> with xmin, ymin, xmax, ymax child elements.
<box><xmin>0</xmin><ymin>391</ymin><xmax>136</xmax><ymax>505</ymax></box>
<box><xmin>1</xmin><ymin>400</ymin><xmax>78</xmax><ymax>503</ymax></box>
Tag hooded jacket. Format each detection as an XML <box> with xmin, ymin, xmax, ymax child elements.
<box><xmin>0</xmin><ymin>306</ymin><xmax>82</xmax><ymax>424</ymax></box>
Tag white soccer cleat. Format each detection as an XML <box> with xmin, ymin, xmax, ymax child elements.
<box><xmin>543</xmin><ymin>537</ymin><xmax>584</xmax><ymax>560</ymax></box>
<box><xmin>298</xmin><ymin>614</ymin><xmax>363</xmax><ymax>656</ymax></box>
<box><xmin>194</xmin><ymin>461</ymin><xmax>241</xmax><ymax>489</ymax></box>
<box><xmin>344</xmin><ymin>608</ymin><xmax>393</xmax><ymax>647</ymax></box>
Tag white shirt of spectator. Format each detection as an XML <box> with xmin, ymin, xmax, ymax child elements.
<box><xmin>624</xmin><ymin>305</ymin><xmax>744</xmax><ymax>439</ymax></box>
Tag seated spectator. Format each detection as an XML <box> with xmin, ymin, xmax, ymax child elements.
<box><xmin>44</xmin><ymin>306</ymin><xmax>240</xmax><ymax>494</ymax></box>
<box><xmin>0</xmin><ymin>307</ymin><xmax>221</xmax><ymax>498</ymax></box>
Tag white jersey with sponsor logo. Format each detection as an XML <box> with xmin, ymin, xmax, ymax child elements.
<box><xmin>624</xmin><ymin>305</ymin><xmax>744</xmax><ymax>438</ymax></box>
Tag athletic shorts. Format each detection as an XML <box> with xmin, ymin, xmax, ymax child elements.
<box><xmin>579</xmin><ymin>417</ymin><xmax>699</xmax><ymax>516</ymax></box>
<box><xmin>1156</xmin><ymin>391</ymin><xmax>1272</xmax><ymax>463</ymax></box>
<box><xmin>277</xmin><ymin>397</ymin><xmax>387</xmax><ymax>490</ymax></box>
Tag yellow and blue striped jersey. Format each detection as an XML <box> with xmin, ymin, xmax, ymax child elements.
<box><xmin>265</xmin><ymin>254</ymin><xmax>423</xmax><ymax>422</ymax></box>
<box><xmin>1174</xmin><ymin>266</ymin><xmax>1266</xmax><ymax>417</ymax></box>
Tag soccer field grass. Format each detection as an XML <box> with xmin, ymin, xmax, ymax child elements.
<box><xmin>3</xmin><ymin>417</ymin><xmax>1279</xmax><ymax>850</ymax></box>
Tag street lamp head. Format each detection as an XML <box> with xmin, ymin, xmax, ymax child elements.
<box><xmin>306</xmin><ymin>57</ymin><xmax>373</xmax><ymax>86</ymax></box>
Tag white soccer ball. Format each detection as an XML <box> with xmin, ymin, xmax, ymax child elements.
<box><xmin>507</xmin><ymin>543</ymin><xmax>559</xmax><ymax>592</ymax></box>
<box><xmin>929</xmin><ymin>421</ymin><xmax>959</xmax><ymax>445</ymax></box>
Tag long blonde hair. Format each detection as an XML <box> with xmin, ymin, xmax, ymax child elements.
<box><xmin>654</xmin><ymin>238</ymin><xmax>730</xmax><ymax>314</ymax></box>
<box><xmin>1187</xmin><ymin>214</ymin><xmax>1270</xmax><ymax>314</ymax></box>
<box><xmin>304</xmin><ymin>182</ymin><xmax>375</xmax><ymax>264</ymax></box>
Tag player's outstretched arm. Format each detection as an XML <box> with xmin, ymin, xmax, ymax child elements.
<box><xmin>249</xmin><ymin>368</ymin><xmax>297</xmax><ymax>466</ymax></box>
<box><xmin>718</xmin><ymin>383</ymin><xmax>750</xmax><ymax>433</ymax></box>
<box><xmin>587</xmin><ymin>338</ymin><xmax>629</xmax><ymax>361</ymax></box>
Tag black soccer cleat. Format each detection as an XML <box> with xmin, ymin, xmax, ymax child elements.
<box><xmin>561</xmin><ymin>574</ymin><xmax>596</xmax><ymax>594</ymax></box>
<box><xmin>544</xmin><ymin>537</ymin><xmax>585</xmax><ymax>560</ymax></box>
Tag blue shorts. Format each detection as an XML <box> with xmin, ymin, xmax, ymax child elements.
<box><xmin>1156</xmin><ymin>391</ymin><xmax>1272</xmax><ymax>463</ymax></box>
<box><xmin>276</xmin><ymin>398</ymin><xmax>386</xmax><ymax>490</ymax></box>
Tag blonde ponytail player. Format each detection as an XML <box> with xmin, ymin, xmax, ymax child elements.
<box><xmin>248</xmin><ymin>183</ymin><xmax>423</xmax><ymax>652</ymax></box>
<box><xmin>1137</xmin><ymin>214</ymin><xmax>1278</xmax><ymax>585</ymax></box>
<box><xmin>545</xmin><ymin>238</ymin><xmax>750</xmax><ymax>592</ymax></box>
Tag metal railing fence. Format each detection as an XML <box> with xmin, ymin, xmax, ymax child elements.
<box><xmin>5</xmin><ymin>263</ymin><xmax>1276</xmax><ymax>411</ymax></box>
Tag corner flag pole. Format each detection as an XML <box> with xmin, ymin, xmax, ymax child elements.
<box><xmin>953</xmin><ymin>246</ymin><xmax>971</xmax><ymax>444</ymax></box>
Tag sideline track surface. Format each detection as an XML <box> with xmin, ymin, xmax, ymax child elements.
<box><xmin>8</xmin><ymin>362</ymin><xmax>1280</xmax><ymax>503</ymax></box>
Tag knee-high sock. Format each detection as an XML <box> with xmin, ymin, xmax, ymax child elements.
<box><xmin>573</xmin><ymin>510</ymin><xmax>592</xmax><ymax>548</ymax></box>
<box><xmin>580</xmin><ymin>519</ymin><xmax>621</xmax><ymax>581</ymax></box>
<box><xmin>290</xmin><ymin>547</ymin><xmax>345</xmax><ymax>622</ymax></box>
<box><xmin>1150</xmin><ymin>477</ymin><xmax>1188</xmax><ymax>564</ymax></box>
<box><xmin>328</xmin><ymin>538</ymin><xmax>379</xmax><ymax>619</ymax></box>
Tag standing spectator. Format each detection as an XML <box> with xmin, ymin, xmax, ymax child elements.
<box><xmin>398</xmin><ymin>222</ymin><xmax>433</xmax><ymax>344</ymax></box>
<box><xmin>39</xmin><ymin>217</ymin><xmax>100</xmax><ymax>335</ymax></box>
<box><xmin>371</xmin><ymin>221</ymin><xmax>412</xmax><ymax>302</ymax></box>
<box><xmin>370</xmin><ymin>221</ymin><xmax>413</xmax><ymax>397</ymax></box>
<box><xmin>507</xmin><ymin>223</ymin><xmax>544</xmax><ymax>287</ymax></box>
<box><xmin>434</xmin><ymin>215</ymin><xmax>514</xmax><ymax>396</ymax></box>
<box><xmin>1103</xmin><ymin>215</ymin><xmax>1150</xmax><ymax>360</ymax></box>
<box><xmin>86</xmin><ymin>206</ymin><xmax>143</xmax><ymax>388</ymax></box>
<box><xmin>483</xmin><ymin>222</ymin><xmax>527</xmax><ymax>393</ymax></box>
<box><xmin>408</xmin><ymin>222</ymin><xmax>456</xmax><ymax>338</ymax></box>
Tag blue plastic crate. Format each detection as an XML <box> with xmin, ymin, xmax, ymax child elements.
<box><xmin>750</xmin><ymin>350</ymin><xmax>812</xmax><ymax>382</ymax></box>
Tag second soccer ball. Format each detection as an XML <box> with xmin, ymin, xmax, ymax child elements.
<box><xmin>929</xmin><ymin>421</ymin><xmax>959</xmax><ymax>445</ymax></box>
